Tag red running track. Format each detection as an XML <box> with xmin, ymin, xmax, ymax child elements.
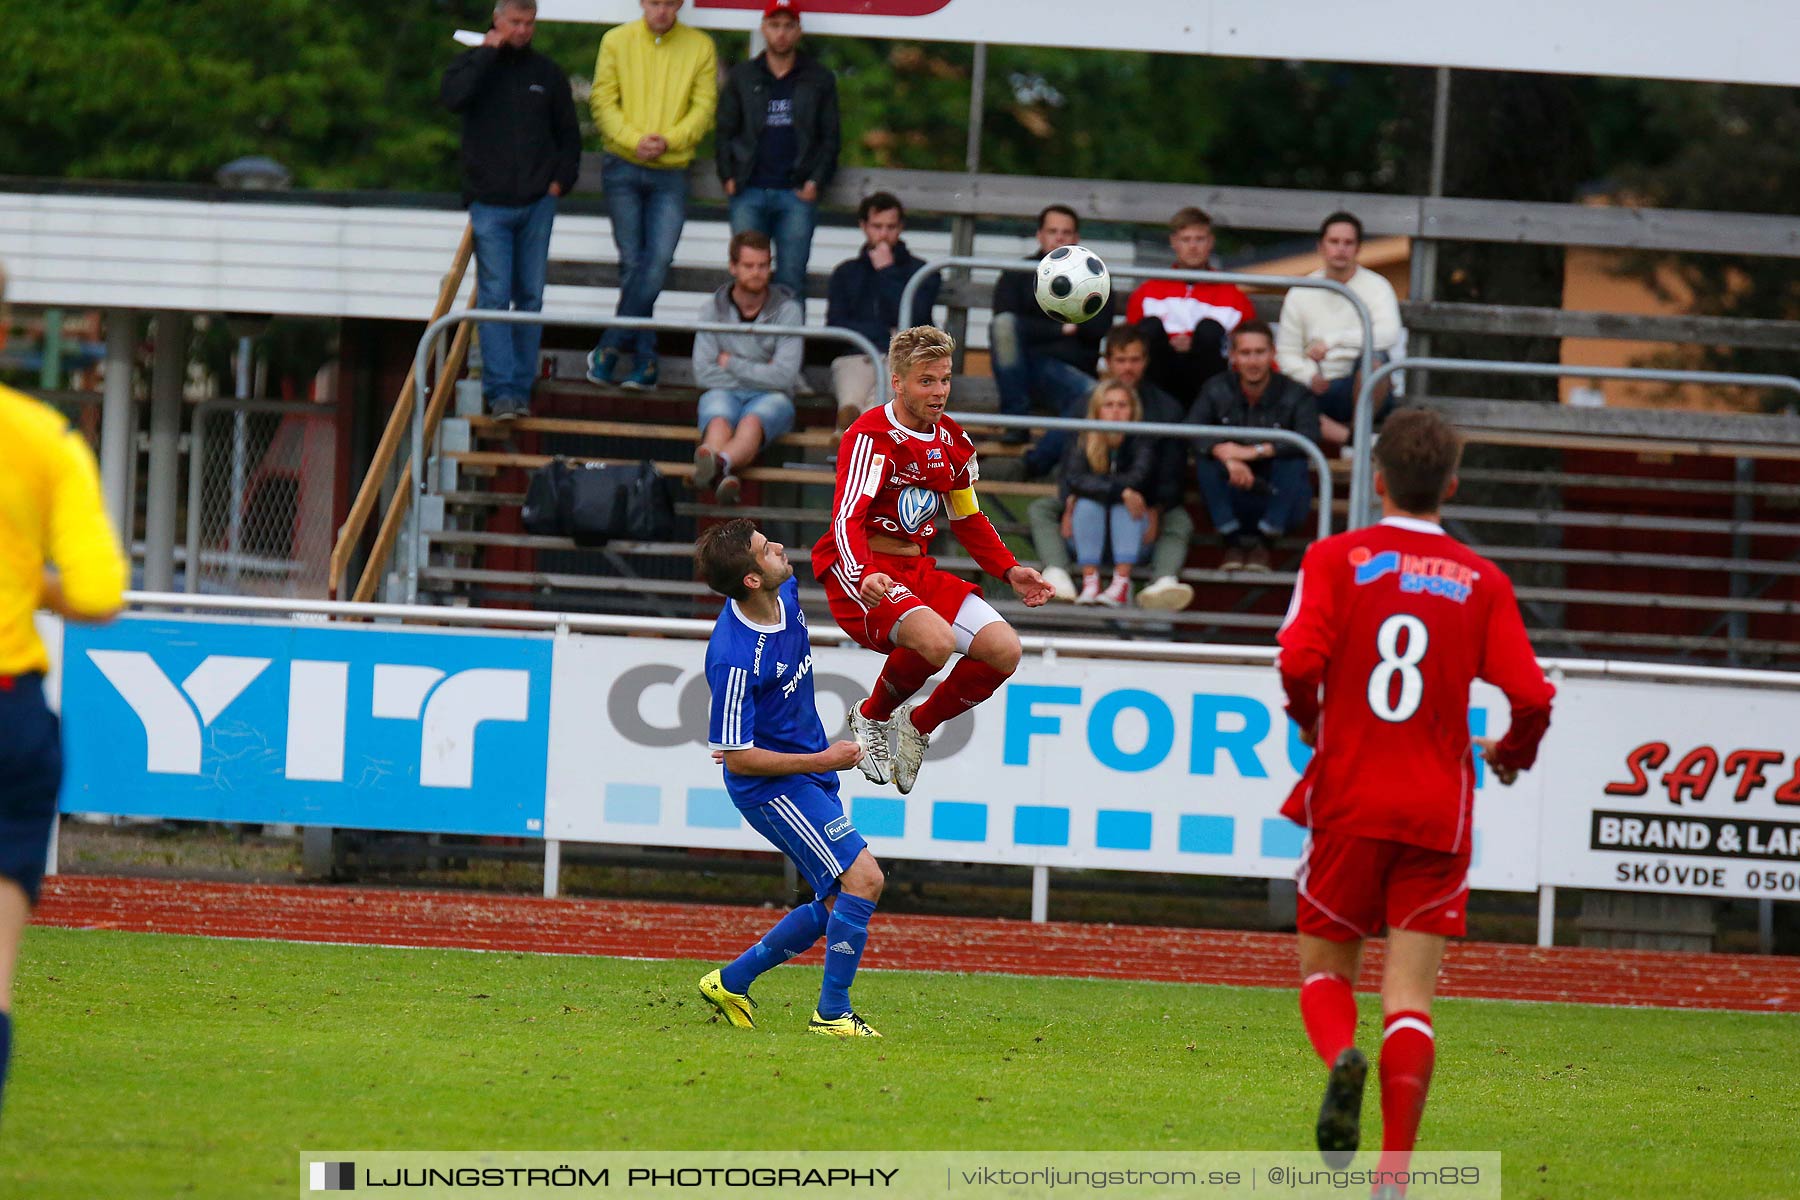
<box><xmin>32</xmin><ymin>875</ymin><xmax>1800</xmax><ymax>1014</ymax></box>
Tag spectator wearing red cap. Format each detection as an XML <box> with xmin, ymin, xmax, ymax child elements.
<box><xmin>716</xmin><ymin>0</ymin><xmax>840</xmax><ymax>311</ymax></box>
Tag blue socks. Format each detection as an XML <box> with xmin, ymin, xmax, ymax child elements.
<box><xmin>0</xmin><ymin>1009</ymin><xmax>10</xmax><ymax>1116</ymax></box>
<box><xmin>720</xmin><ymin>900</ymin><xmax>829</xmax><ymax>995</ymax></box>
<box><xmin>818</xmin><ymin>893</ymin><xmax>877</xmax><ymax>1019</ymax></box>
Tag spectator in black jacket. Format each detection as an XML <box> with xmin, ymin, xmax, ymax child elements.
<box><xmin>1057</xmin><ymin>380</ymin><xmax>1155</xmax><ymax>607</ymax></box>
<box><xmin>1187</xmin><ymin>320</ymin><xmax>1323</xmax><ymax>571</ymax></box>
<box><xmin>440</xmin><ymin>0</ymin><xmax>580</xmax><ymax>419</ymax></box>
<box><xmin>1030</xmin><ymin>325</ymin><xmax>1194</xmax><ymax>610</ymax></box>
<box><xmin>716</xmin><ymin>1</ymin><xmax>839</xmax><ymax>310</ymax></box>
<box><xmin>993</xmin><ymin>205</ymin><xmax>1116</xmax><ymax>457</ymax></box>
<box><xmin>824</xmin><ymin>193</ymin><xmax>941</xmax><ymax>433</ymax></box>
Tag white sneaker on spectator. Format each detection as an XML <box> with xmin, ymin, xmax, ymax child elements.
<box><xmin>1097</xmin><ymin>573</ymin><xmax>1133</xmax><ymax>607</ymax></box>
<box><xmin>1137</xmin><ymin>575</ymin><xmax>1194</xmax><ymax>611</ymax></box>
<box><xmin>1075</xmin><ymin>573</ymin><xmax>1102</xmax><ymax>605</ymax></box>
<box><xmin>1043</xmin><ymin>566</ymin><xmax>1077</xmax><ymax>602</ymax></box>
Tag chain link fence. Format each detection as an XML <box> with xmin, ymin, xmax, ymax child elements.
<box><xmin>184</xmin><ymin>401</ymin><xmax>336</xmax><ymax>599</ymax></box>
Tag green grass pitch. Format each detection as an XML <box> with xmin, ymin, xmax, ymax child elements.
<box><xmin>2</xmin><ymin>928</ymin><xmax>1795</xmax><ymax>1198</ymax></box>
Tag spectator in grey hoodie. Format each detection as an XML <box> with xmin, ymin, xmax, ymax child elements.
<box><xmin>692</xmin><ymin>231</ymin><xmax>804</xmax><ymax>505</ymax></box>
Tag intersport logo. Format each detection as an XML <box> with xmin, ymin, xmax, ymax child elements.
<box><xmin>86</xmin><ymin>651</ymin><xmax>530</xmax><ymax>789</ymax></box>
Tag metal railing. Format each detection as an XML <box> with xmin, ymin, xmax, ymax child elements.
<box><xmin>329</xmin><ymin>222</ymin><xmax>475</xmax><ymax>601</ymax></box>
<box><xmin>948</xmin><ymin>411</ymin><xmax>1334</xmax><ymax>544</ymax></box>
<box><xmin>1351</xmin><ymin>358</ymin><xmax>1800</xmax><ymax>528</ymax></box>
<box><xmin>403</xmin><ymin>310</ymin><xmax>891</xmax><ymax>604</ymax></box>
<box><xmin>901</xmin><ymin>255</ymin><xmax>1376</xmax><ymax>519</ymax></box>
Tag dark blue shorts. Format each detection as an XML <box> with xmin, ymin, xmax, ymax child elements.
<box><xmin>0</xmin><ymin>674</ymin><xmax>61</xmax><ymax>904</ymax></box>
<box><xmin>740</xmin><ymin>781</ymin><xmax>866</xmax><ymax>897</ymax></box>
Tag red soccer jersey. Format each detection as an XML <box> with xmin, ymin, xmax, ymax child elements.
<box><xmin>812</xmin><ymin>402</ymin><xmax>1017</xmax><ymax>595</ymax></box>
<box><xmin>1277</xmin><ymin>516</ymin><xmax>1555</xmax><ymax>853</ymax></box>
<box><xmin>1125</xmin><ymin>277</ymin><xmax>1258</xmax><ymax>338</ymax></box>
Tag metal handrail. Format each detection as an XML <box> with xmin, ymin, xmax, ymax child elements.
<box><xmin>1352</xmin><ymin>358</ymin><xmax>1800</xmax><ymax>527</ymax></box>
<box><xmin>404</xmin><ymin>311</ymin><xmax>891</xmax><ymax>603</ymax></box>
<box><xmin>116</xmin><ymin>589</ymin><xmax>1800</xmax><ymax>687</ymax></box>
<box><xmin>950</xmin><ymin>411</ymin><xmax>1334</xmax><ymax>544</ymax></box>
<box><xmin>899</xmin><ymin>254</ymin><xmax>1377</xmax><ymax>521</ymax></box>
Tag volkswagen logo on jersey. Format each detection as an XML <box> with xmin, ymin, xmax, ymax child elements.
<box><xmin>896</xmin><ymin>486</ymin><xmax>940</xmax><ymax>534</ymax></box>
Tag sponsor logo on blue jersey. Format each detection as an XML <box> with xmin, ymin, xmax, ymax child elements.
<box><xmin>824</xmin><ymin>815</ymin><xmax>853</xmax><ymax>841</ymax></box>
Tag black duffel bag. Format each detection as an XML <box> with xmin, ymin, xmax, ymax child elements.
<box><xmin>521</xmin><ymin>458</ymin><xmax>674</xmax><ymax>547</ymax></box>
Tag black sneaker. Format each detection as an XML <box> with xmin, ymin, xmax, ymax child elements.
<box><xmin>1316</xmin><ymin>1047</ymin><xmax>1368</xmax><ymax>1169</ymax></box>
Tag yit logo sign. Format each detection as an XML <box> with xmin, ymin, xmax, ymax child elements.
<box><xmin>87</xmin><ymin>651</ymin><xmax>530</xmax><ymax>789</ymax></box>
<box><xmin>309</xmin><ymin>1161</ymin><xmax>355</xmax><ymax>1191</ymax></box>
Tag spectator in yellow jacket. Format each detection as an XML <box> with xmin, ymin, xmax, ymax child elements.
<box><xmin>585</xmin><ymin>0</ymin><xmax>719</xmax><ymax>391</ymax></box>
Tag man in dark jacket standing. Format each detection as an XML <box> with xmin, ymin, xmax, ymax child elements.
<box><xmin>824</xmin><ymin>192</ymin><xmax>940</xmax><ymax>433</ymax></box>
<box><xmin>716</xmin><ymin>0</ymin><xmax>839</xmax><ymax>309</ymax></box>
<box><xmin>993</xmin><ymin>205</ymin><xmax>1115</xmax><ymax>456</ymax></box>
<box><xmin>1187</xmin><ymin>320</ymin><xmax>1323</xmax><ymax>571</ymax></box>
<box><xmin>440</xmin><ymin>0</ymin><xmax>580</xmax><ymax>418</ymax></box>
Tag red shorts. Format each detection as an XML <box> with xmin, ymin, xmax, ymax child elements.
<box><xmin>819</xmin><ymin>553</ymin><xmax>980</xmax><ymax>654</ymax></box>
<box><xmin>1296</xmin><ymin>828</ymin><xmax>1471</xmax><ymax>941</ymax></box>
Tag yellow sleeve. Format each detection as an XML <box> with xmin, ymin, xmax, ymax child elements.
<box><xmin>48</xmin><ymin>429</ymin><xmax>127</xmax><ymax>617</ymax></box>
<box><xmin>592</xmin><ymin>34</ymin><xmax>643</xmax><ymax>152</ymax></box>
<box><xmin>663</xmin><ymin>34</ymin><xmax>718</xmax><ymax>155</ymax></box>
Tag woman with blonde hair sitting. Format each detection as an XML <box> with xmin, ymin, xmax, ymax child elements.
<box><xmin>1056</xmin><ymin>379</ymin><xmax>1155</xmax><ymax>606</ymax></box>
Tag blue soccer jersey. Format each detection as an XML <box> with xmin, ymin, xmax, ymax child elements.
<box><xmin>705</xmin><ymin>575</ymin><xmax>836</xmax><ymax>809</ymax></box>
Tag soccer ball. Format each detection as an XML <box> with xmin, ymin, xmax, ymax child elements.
<box><xmin>1034</xmin><ymin>245</ymin><xmax>1112</xmax><ymax>324</ymax></box>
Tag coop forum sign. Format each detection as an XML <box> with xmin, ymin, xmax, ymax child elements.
<box><xmin>540</xmin><ymin>0</ymin><xmax>1800</xmax><ymax>89</ymax></box>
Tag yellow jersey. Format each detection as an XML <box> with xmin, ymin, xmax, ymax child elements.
<box><xmin>0</xmin><ymin>384</ymin><xmax>127</xmax><ymax>675</ymax></box>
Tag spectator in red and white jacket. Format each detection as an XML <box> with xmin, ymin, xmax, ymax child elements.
<box><xmin>1126</xmin><ymin>207</ymin><xmax>1257</xmax><ymax>405</ymax></box>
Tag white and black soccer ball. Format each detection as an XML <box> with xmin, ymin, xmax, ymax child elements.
<box><xmin>1034</xmin><ymin>245</ymin><xmax>1112</xmax><ymax>324</ymax></box>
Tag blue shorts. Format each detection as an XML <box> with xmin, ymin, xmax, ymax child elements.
<box><xmin>740</xmin><ymin>780</ymin><xmax>866</xmax><ymax>897</ymax></box>
<box><xmin>0</xmin><ymin>674</ymin><xmax>62</xmax><ymax>904</ymax></box>
<box><xmin>696</xmin><ymin>388</ymin><xmax>796</xmax><ymax>445</ymax></box>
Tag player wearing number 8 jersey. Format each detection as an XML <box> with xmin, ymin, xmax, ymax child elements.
<box><xmin>1275</xmin><ymin>408</ymin><xmax>1554</xmax><ymax>1188</ymax></box>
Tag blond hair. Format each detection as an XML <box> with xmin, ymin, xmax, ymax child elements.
<box><xmin>1081</xmin><ymin>380</ymin><xmax>1140</xmax><ymax>474</ymax></box>
<box><xmin>888</xmin><ymin>325</ymin><xmax>955</xmax><ymax>379</ymax></box>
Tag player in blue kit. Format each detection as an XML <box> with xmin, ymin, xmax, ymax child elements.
<box><xmin>693</xmin><ymin>519</ymin><xmax>885</xmax><ymax>1037</ymax></box>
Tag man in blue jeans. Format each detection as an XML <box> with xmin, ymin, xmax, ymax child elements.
<box><xmin>1187</xmin><ymin>320</ymin><xmax>1323</xmax><ymax>571</ymax></box>
<box><xmin>440</xmin><ymin>0</ymin><xmax>581</xmax><ymax>418</ymax></box>
<box><xmin>717</xmin><ymin>0</ymin><xmax>839</xmax><ymax>310</ymax></box>
<box><xmin>585</xmin><ymin>0</ymin><xmax>718</xmax><ymax>391</ymax></box>
<box><xmin>992</xmin><ymin>205</ymin><xmax>1117</xmax><ymax>469</ymax></box>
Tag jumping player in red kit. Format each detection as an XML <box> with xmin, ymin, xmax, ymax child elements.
<box><xmin>815</xmin><ymin>326</ymin><xmax>1052</xmax><ymax>795</ymax></box>
<box><xmin>1275</xmin><ymin>408</ymin><xmax>1554</xmax><ymax>1190</ymax></box>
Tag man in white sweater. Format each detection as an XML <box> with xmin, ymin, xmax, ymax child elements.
<box><xmin>1275</xmin><ymin>211</ymin><xmax>1403</xmax><ymax>445</ymax></box>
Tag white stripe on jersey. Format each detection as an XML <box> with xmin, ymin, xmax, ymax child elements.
<box><xmin>727</xmin><ymin>667</ymin><xmax>747</xmax><ymax>746</ymax></box>
<box><xmin>834</xmin><ymin>433</ymin><xmax>875</xmax><ymax>583</ymax></box>
<box><xmin>772</xmin><ymin>794</ymin><xmax>838</xmax><ymax>875</ymax></box>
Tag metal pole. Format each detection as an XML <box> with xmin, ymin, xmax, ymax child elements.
<box><xmin>99</xmin><ymin>309</ymin><xmax>135</xmax><ymax>538</ymax></box>
<box><xmin>39</xmin><ymin>308</ymin><xmax>63</xmax><ymax>391</ymax></box>
<box><xmin>230</xmin><ymin>336</ymin><xmax>253</xmax><ymax>590</ymax></box>
<box><xmin>1536</xmin><ymin>885</ymin><xmax>1556</xmax><ymax>948</ymax></box>
<box><xmin>1409</xmin><ymin>67</ymin><xmax>1452</xmax><ymax>401</ymax></box>
<box><xmin>543</xmin><ymin>839</ymin><xmax>561</xmax><ymax>899</ymax></box>
<box><xmin>406</xmin><ymin>313</ymin><xmax>891</xmax><ymax>603</ymax></box>
<box><xmin>1728</xmin><ymin>457</ymin><xmax>1753</xmax><ymax>663</ymax></box>
<box><xmin>944</xmin><ymin>42</ymin><xmax>988</xmax><ymax>366</ymax></box>
<box><xmin>144</xmin><ymin>312</ymin><xmax>183</xmax><ymax>594</ymax></box>
<box><xmin>1030</xmin><ymin>864</ymin><xmax>1048</xmax><ymax>923</ymax></box>
<box><xmin>1352</xmin><ymin>358</ymin><xmax>1800</xmax><ymax>529</ymax></box>
<box><xmin>185</xmin><ymin>405</ymin><xmax>208</xmax><ymax>595</ymax></box>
